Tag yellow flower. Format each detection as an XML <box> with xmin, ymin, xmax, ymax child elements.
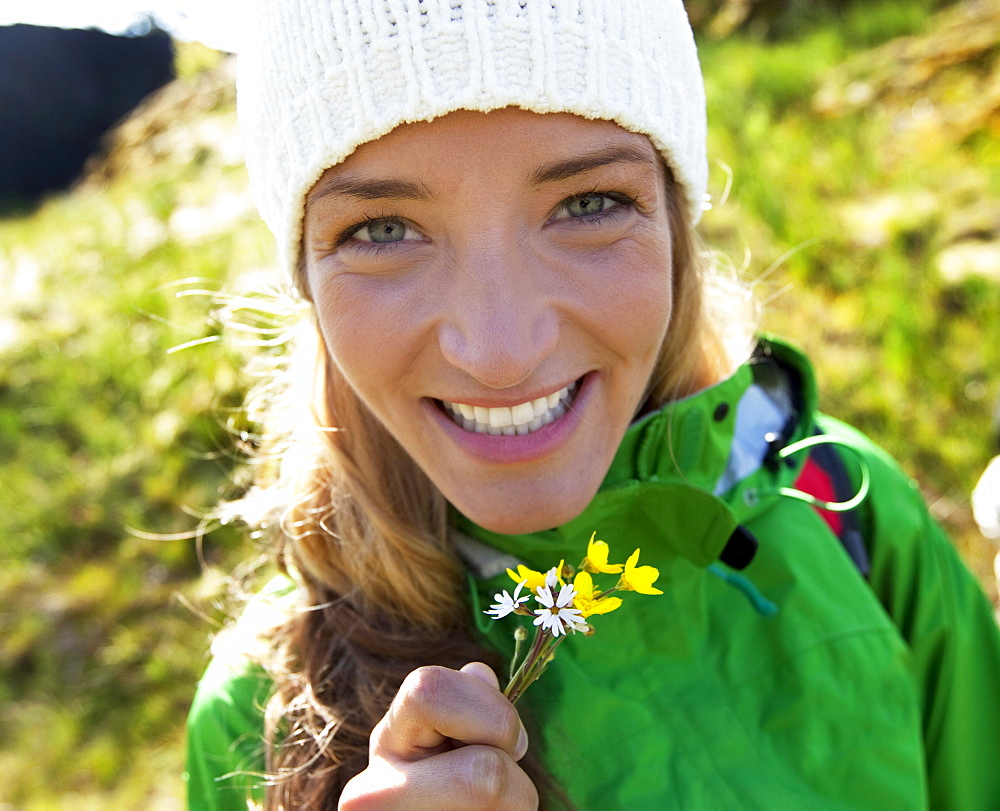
<box><xmin>572</xmin><ymin>571</ymin><xmax>623</xmax><ymax>618</ymax></box>
<box><xmin>617</xmin><ymin>548</ymin><xmax>663</xmax><ymax>595</ymax></box>
<box><xmin>507</xmin><ymin>564</ymin><xmax>548</xmax><ymax>593</ymax></box>
<box><xmin>580</xmin><ymin>532</ymin><xmax>623</xmax><ymax>574</ymax></box>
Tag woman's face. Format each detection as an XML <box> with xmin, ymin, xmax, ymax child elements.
<box><xmin>303</xmin><ymin>108</ymin><xmax>675</xmax><ymax>534</ymax></box>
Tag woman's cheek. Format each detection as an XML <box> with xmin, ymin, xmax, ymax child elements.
<box><xmin>312</xmin><ymin>268</ymin><xmax>436</xmax><ymax>387</ymax></box>
<box><xmin>575</xmin><ymin>239</ymin><xmax>674</xmax><ymax>342</ymax></box>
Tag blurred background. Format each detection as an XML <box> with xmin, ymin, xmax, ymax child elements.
<box><xmin>0</xmin><ymin>0</ymin><xmax>997</xmax><ymax>806</ymax></box>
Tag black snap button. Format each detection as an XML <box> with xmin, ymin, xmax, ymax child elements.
<box><xmin>713</xmin><ymin>402</ymin><xmax>730</xmax><ymax>422</ymax></box>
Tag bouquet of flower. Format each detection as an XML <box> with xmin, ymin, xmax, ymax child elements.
<box><xmin>484</xmin><ymin>532</ymin><xmax>662</xmax><ymax>705</ymax></box>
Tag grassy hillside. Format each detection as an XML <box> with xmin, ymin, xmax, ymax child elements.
<box><xmin>0</xmin><ymin>49</ymin><xmax>271</xmax><ymax>808</ymax></box>
<box><xmin>1</xmin><ymin>5</ymin><xmax>997</xmax><ymax>805</ymax></box>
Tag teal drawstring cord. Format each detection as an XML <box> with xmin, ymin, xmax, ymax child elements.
<box><xmin>707</xmin><ymin>563</ymin><xmax>779</xmax><ymax>617</ymax></box>
<box><xmin>468</xmin><ymin>571</ymin><xmax>497</xmax><ymax>637</ymax></box>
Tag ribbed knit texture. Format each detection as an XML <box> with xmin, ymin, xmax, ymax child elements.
<box><xmin>238</xmin><ymin>0</ymin><xmax>707</xmax><ymax>280</ymax></box>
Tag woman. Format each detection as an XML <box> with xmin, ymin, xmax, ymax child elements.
<box><xmin>186</xmin><ymin>0</ymin><xmax>1000</xmax><ymax>808</ymax></box>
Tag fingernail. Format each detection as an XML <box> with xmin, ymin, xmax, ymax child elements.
<box><xmin>515</xmin><ymin>725</ymin><xmax>528</xmax><ymax>760</ymax></box>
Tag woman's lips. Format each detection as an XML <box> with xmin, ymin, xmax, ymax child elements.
<box><xmin>437</xmin><ymin>379</ymin><xmax>580</xmax><ymax>436</ymax></box>
<box><xmin>426</xmin><ymin>374</ymin><xmax>592</xmax><ymax>465</ymax></box>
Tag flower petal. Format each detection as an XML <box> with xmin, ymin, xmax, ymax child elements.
<box><xmin>507</xmin><ymin>565</ymin><xmax>546</xmax><ymax>592</ymax></box>
<box><xmin>573</xmin><ymin>570</ymin><xmax>595</xmax><ymax>600</ymax></box>
<box><xmin>555</xmin><ymin>582</ymin><xmax>577</xmax><ymax>609</ymax></box>
<box><xmin>583</xmin><ymin>533</ymin><xmax>623</xmax><ymax>574</ymax></box>
<box><xmin>619</xmin><ymin>548</ymin><xmax>663</xmax><ymax>595</ymax></box>
<box><xmin>586</xmin><ymin>596</ymin><xmax>623</xmax><ymax>615</ymax></box>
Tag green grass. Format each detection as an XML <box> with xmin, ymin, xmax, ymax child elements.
<box><xmin>2</xmin><ymin>6</ymin><xmax>998</xmax><ymax>805</ymax></box>
<box><xmin>0</xmin><ymin>46</ymin><xmax>270</xmax><ymax>807</ymax></box>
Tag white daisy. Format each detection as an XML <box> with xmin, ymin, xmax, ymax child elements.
<box><xmin>533</xmin><ymin>582</ymin><xmax>587</xmax><ymax>637</ymax></box>
<box><xmin>484</xmin><ymin>580</ymin><xmax>530</xmax><ymax>620</ymax></box>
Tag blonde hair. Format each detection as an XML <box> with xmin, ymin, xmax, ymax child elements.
<box><xmin>228</xmin><ymin>171</ymin><xmax>754</xmax><ymax>806</ymax></box>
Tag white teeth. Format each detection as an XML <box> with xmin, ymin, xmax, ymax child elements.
<box><xmin>511</xmin><ymin>402</ymin><xmax>535</xmax><ymax>424</ymax></box>
<box><xmin>489</xmin><ymin>407</ymin><xmax>512</xmax><ymax>428</ymax></box>
<box><xmin>441</xmin><ymin>381</ymin><xmax>579</xmax><ymax>436</ymax></box>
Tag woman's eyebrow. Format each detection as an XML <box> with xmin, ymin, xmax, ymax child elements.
<box><xmin>531</xmin><ymin>143</ymin><xmax>659</xmax><ymax>185</ymax></box>
<box><xmin>308</xmin><ymin>174</ymin><xmax>434</xmax><ymax>204</ymax></box>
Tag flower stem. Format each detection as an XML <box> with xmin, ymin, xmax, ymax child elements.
<box><xmin>522</xmin><ymin>634</ymin><xmax>565</xmax><ymax>687</ymax></box>
<box><xmin>509</xmin><ymin>625</ymin><xmax>528</xmax><ymax>682</ymax></box>
<box><xmin>503</xmin><ymin>626</ymin><xmax>549</xmax><ymax>705</ymax></box>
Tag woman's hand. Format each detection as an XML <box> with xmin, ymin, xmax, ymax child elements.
<box><xmin>339</xmin><ymin>662</ymin><xmax>538</xmax><ymax>810</ymax></box>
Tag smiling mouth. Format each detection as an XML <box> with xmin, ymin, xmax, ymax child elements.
<box><xmin>438</xmin><ymin>379</ymin><xmax>581</xmax><ymax>436</ymax></box>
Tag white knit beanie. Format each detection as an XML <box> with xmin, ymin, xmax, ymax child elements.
<box><xmin>238</xmin><ymin>0</ymin><xmax>707</xmax><ymax>282</ymax></box>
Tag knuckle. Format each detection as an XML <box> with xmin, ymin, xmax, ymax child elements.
<box><xmin>385</xmin><ymin>666</ymin><xmax>453</xmax><ymax>738</ymax></box>
<box><xmin>462</xmin><ymin>746</ymin><xmax>511</xmax><ymax>807</ymax></box>
<box><xmin>401</xmin><ymin>665</ymin><xmax>449</xmax><ymax>696</ymax></box>
<box><xmin>398</xmin><ymin>665</ymin><xmax>450</xmax><ymax>710</ymax></box>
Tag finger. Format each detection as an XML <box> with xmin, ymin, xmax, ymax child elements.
<box><xmin>371</xmin><ymin>665</ymin><xmax>527</xmax><ymax>763</ymax></box>
<box><xmin>341</xmin><ymin>744</ymin><xmax>539</xmax><ymax>811</ymax></box>
<box><xmin>457</xmin><ymin>662</ymin><xmax>527</xmax><ymax>760</ymax></box>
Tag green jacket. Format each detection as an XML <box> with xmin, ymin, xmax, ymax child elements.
<box><xmin>185</xmin><ymin>338</ymin><xmax>1000</xmax><ymax>809</ymax></box>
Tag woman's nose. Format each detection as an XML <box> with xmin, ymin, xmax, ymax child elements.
<box><xmin>437</xmin><ymin>245</ymin><xmax>559</xmax><ymax>389</ymax></box>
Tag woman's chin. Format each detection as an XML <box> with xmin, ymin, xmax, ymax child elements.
<box><xmin>449</xmin><ymin>484</ymin><xmax>599</xmax><ymax>536</ymax></box>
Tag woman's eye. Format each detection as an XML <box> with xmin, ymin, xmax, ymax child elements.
<box><xmin>552</xmin><ymin>193</ymin><xmax>630</xmax><ymax>223</ymax></box>
<box><xmin>351</xmin><ymin>217</ymin><xmax>415</xmax><ymax>244</ymax></box>
<box><xmin>565</xmin><ymin>194</ymin><xmax>614</xmax><ymax>217</ymax></box>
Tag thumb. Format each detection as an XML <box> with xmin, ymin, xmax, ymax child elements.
<box><xmin>459</xmin><ymin>661</ymin><xmax>500</xmax><ymax>689</ymax></box>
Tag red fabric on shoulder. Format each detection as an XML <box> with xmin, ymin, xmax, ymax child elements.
<box><xmin>794</xmin><ymin>456</ymin><xmax>844</xmax><ymax>536</ymax></box>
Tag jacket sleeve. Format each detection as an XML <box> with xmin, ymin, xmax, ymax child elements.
<box><xmin>857</xmin><ymin>437</ymin><xmax>1000</xmax><ymax>810</ymax></box>
<box><xmin>184</xmin><ymin>654</ymin><xmax>272</xmax><ymax>811</ymax></box>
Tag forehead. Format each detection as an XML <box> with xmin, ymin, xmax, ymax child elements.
<box><xmin>307</xmin><ymin>108</ymin><xmax>662</xmax><ymax>201</ymax></box>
